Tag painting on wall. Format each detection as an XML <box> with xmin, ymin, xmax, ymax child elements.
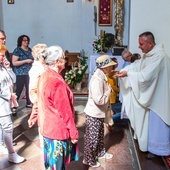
<box><xmin>98</xmin><ymin>0</ymin><xmax>112</xmax><ymax>26</ymax></box>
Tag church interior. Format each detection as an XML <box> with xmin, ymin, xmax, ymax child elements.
<box><xmin>0</xmin><ymin>0</ymin><xmax>170</xmax><ymax>169</ymax></box>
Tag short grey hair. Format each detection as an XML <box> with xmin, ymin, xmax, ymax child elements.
<box><xmin>45</xmin><ymin>45</ymin><xmax>64</xmax><ymax>65</ymax></box>
<box><xmin>121</xmin><ymin>50</ymin><xmax>132</xmax><ymax>60</ymax></box>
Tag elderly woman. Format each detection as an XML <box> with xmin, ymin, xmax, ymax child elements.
<box><xmin>28</xmin><ymin>43</ymin><xmax>47</xmax><ymax>103</ymax></box>
<box><xmin>28</xmin><ymin>44</ymin><xmax>48</xmax><ymax>148</ymax></box>
<box><xmin>83</xmin><ymin>55</ymin><xmax>117</xmax><ymax>168</ymax></box>
<box><xmin>36</xmin><ymin>45</ymin><xmax>79</xmax><ymax>170</ymax></box>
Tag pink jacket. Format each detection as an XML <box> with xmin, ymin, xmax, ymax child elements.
<box><xmin>37</xmin><ymin>68</ymin><xmax>79</xmax><ymax>140</ymax></box>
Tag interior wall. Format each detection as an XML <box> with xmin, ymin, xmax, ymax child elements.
<box><xmin>0</xmin><ymin>0</ymin><xmax>3</xmax><ymax>28</ymax></box>
<box><xmin>129</xmin><ymin>0</ymin><xmax>170</xmax><ymax>56</ymax></box>
<box><xmin>2</xmin><ymin>0</ymin><xmax>82</xmax><ymax>52</ymax></box>
<box><xmin>1</xmin><ymin>0</ymin><xmax>130</xmax><ymax>57</ymax></box>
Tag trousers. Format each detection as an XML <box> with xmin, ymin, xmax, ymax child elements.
<box><xmin>0</xmin><ymin>115</ymin><xmax>15</xmax><ymax>153</ymax></box>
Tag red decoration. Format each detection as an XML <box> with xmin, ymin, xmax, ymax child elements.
<box><xmin>98</xmin><ymin>0</ymin><xmax>112</xmax><ymax>26</ymax></box>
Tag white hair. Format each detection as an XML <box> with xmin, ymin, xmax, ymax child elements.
<box><xmin>45</xmin><ymin>45</ymin><xmax>63</xmax><ymax>65</ymax></box>
<box><xmin>32</xmin><ymin>43</ymin><xmax>47</xmax><ymax>61</ymax></box>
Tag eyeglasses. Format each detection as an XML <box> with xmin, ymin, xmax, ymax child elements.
<box><xmin>22</xmin><ymin>40</ymin><xmax>29</xmax><ymax>42</ymax></box>
<box><xmin>0</xmin><ymin>37</ymin><xmax>6</xmax><ymax>41</ymax></box>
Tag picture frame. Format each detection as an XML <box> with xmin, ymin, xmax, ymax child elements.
<box><xmin>98</xmin><ymin>0</ymin><xmax>112</xmax><ymax>26</ymax></box>
<box><xmin>8</xmin><ymin>0</ymin><xmax>14</xmax><ymax>4</ymax></box>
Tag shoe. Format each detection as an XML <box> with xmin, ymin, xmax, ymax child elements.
<box><xmin>98</xmin><ymin>153</ymin><xmax>113</xmax><ymax>160</ymax></box>
<box><xmin>146</xmin><ymin>152</ymin><xmax>158</xmax><ymax>159</ymax></box>
<box><xmin>11</xmin><ymin>107</ymin><xmax>17</xmax><ymax>116</ymax></box>
<box><xmin>8</xmin><ymin>152</ymin><xmax>25</xmax><ymax>163</ymax></box>
<box><xmin>26</xmin><ymin>104</ymin><xmax>33</xmax><ymax>108</ymax></box>
<box><xmin>0</xmin><ymin>145</ymin><xmax>8</xmax><ymax>154</ymax></box>
<box><xmin>83</xmin><ymin>160</ymin><xmax>100</xmax><ymax>168</ymax></box>
<box><xmin>13</xmin><ymin>142</ymin><xmax>17</xmax><ymax>146</ymax></box>
<box><xmin>91</xmin><ymin>162</ymin><xmax>100</xmax><ymax>168</ymax></box>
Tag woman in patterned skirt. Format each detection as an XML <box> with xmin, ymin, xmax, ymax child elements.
<box><xmin>83</xmin><ymin>55</ymin><xmax>117</xmax><ymax>168</ymax></box>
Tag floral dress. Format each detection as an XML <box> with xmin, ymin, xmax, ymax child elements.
<box><xmin>44</xmin><ymin>137</ymin><xmax>79</xmax><ymax>170</ymax></box>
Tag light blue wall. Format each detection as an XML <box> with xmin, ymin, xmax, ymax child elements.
<box><xmin>1</xmin><ymin>0</ymin><xmax>130</xmax><ymax>56</ymax></box>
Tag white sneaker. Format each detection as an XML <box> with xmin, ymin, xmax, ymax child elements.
<box><xmin>83</xmin><ymin>160</ymin><xmax>101</xmax><ymax>168</ymax></box>
<box><xmin>98</xmin><ymin>153</ymin><xmax>113</xmax><ymax>160</ymax></box>
<box><xmin>91</xmin><ymin>161</ymin><xmax>100</xmax><ymax>168</ymax></box>
<box><xmin>0</xmin><ymin>145</ymin><xmax>8</xmax><ymax>155</ymax></box>
<box><xmin>8</xmin><ymin>152</ymin><xmax>25</xmax><ymax>163</ymax></box>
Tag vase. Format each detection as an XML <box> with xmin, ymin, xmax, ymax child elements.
<box><xmin>74</xmin><ymin>82</ymin><xmax>82</xmax><ymax>91</ymax></box>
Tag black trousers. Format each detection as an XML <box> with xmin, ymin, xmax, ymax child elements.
<box><xmin>15</xmin><ymin>75</ymin><xmax>31</xmax><ymax>105</ymax></box>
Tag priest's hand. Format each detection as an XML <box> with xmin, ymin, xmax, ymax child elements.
<box><xmin>118</xmin><ymin>71</ymin><xmax>127</xmax><ymax>77</ymax></box>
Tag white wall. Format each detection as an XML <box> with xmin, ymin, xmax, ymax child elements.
<box><xmin>2</xmin><ymin>0</ymin><xmax>82</xmax><ymax>52</ymax></box>
<box><xmin>129</xmin><ymin>0</ymin><xmax>170</xmax><ymax>56</ymax></box>
<box><xmin>1</xmin><ymin>0</ymin><xmax>130</xmax><ymax>56</ymax></box>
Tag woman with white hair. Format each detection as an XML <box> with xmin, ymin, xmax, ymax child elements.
<box><xmin>36</xmin><ymin>45</ymin><xmax>79</xmax><ymax>170</ymax></box>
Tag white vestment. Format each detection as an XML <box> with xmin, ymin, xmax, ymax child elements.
<box><xmin>119</xmin><ymin>44</ymin><xmax>170</xmax><ymax>151</ymax></box>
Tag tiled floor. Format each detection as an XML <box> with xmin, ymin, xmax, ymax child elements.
<box><xmin>0</xmin><ymin>95</ymin><xmax>134</xmax><ymax>170</ymax></box>
<box><xmin>0</xmin><ymin>95</ymin><xmax>168</xmax><ymax>170</ymax></box>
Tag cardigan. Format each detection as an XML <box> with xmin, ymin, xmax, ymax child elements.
<box><xmin>0</xmin><ymin>67</ymin><xmax>16</xmax><ymax>116</ymax></box>
<box><xmin>84</xmin><ymin>68</ymin><xmax>111</xmax><ymax>118</ymax></box>
<box><xmin>106</xmin><ymin>73</ymin><xmax>119</xmax><ymax>104</ymax></box>
<box><xmin>37</xmin><ymin>68</ymin><xmax>79</xmax><ymax>140</ymax></box>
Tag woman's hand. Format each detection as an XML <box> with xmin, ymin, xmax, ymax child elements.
<box><xmin>26</xmin><ymin>59</ymin><xmax>33</xmax><ymax>64</ymax></box>
<box><xmin>107</xmin><ymin>83</ymin><xmax>112</xmax><ymax>92</ymax></box>
<box><xmin>71</xmin><ymin>139</ymin><xmax>78</xmax><ymax>144</ymax></box>
<box><xmin>28</xmin><ymin>119</ymin><xmax>36</xmax><ymax>128</ymax></box>
<box><xmin>11</xmin><ymin>93</ymin><xmax>17</xmax><ymax>100</ymax></box>
<box><xmin>3</xmin><ymin>58</ymin><xmax>10</xmax><ymax>68</ymax></box>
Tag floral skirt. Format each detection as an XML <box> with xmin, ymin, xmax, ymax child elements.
<box><xmin>83</xmin><ymin>115</ymin><xmax>105</xmax><ymax>165</ymax></box>
<box><xmin>43</xmin><ymin>137</ymin><xmax>79</xmax><ymax>170</ymax></box>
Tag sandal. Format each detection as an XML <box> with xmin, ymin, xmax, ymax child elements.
<box><xmin>11</xmin><ymin>107</ymin><xmax>17</xmax><ymax>116</ymax></box>
<box><xmin>98</xmin><ymin>153</ymin><xmax>113</xmax><ymax>160</ymax></box>
<box><xmin>83</xmin><ymin>160</ymin><xmax>100</xmax><ymax>168</ymax></box>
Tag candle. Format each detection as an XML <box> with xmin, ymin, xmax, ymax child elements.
<box><xmin>100</xmin><ymin>30</ymin><xmax>104</xmax><ymax>38</ymax></box>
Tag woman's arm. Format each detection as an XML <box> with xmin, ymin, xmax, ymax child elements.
<box><xmin>12</xmin><ymin>55</ymin><xmax>33</xmax><ymax>67</ymax></box>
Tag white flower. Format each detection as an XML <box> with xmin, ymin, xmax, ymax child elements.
<box><xmin>78</xmin><ymin>70</ymin><xmax>82</xmax><ymax>74</ymax></box>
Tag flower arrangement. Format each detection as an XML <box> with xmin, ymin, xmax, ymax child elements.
<box><xmin>64</xmin><ymin>55</ymin><xmax>88</xmax><ymax>86</ymax></box>
<box><xmin>93</xmin><ymin>35</ymin><xmax>108</xmax><ymax>53</ymax></box>
<box><xmin>93</xmin><ymin>30</ymin><xmax>115</xmax><ymax>53</ymax></box>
